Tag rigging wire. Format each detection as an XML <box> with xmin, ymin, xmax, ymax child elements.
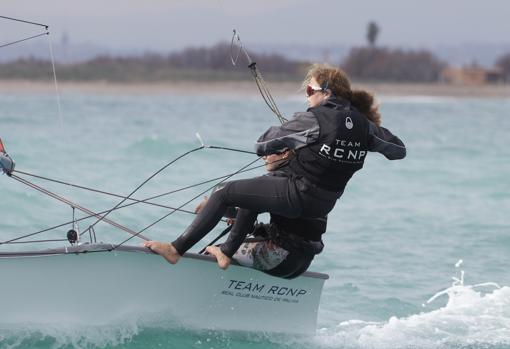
<box><xmin>11</xmin><ymin>144</ymin><xmax>256</xmax><ymax>201</ymax></box>
<box><xmin>199</xmin><ymin>225</ymin><xmax>233</xmax><ymax>254</ymax></box>
<box><xmin>1</xmin><ymin>161</ymin><xmax>266</xmax><ymax>246</ymax></box>
<box><xmin>230</xmin><ymin>30</ymin><xmax>287</xmax><ymax>125</ymax></box>
<box><xmin>13</xmin><ymin>169</ymin><xmax>199</xmax><ymax>213</ymax></box>
<box><xmin>0</xmin><ymin>15</ymin><xmax>64</xmax><ymax>128</ymax></box>
<box><xmin>0</xmin><ymin>14</ymin><xmax>49</xmax><ymax>48</ymax></box>
<box><xmin>0</xmin><ymin>15</ymin><xmax>48</xmax><ymax>28</ymax></box>
<box><xmin>12</xmin><ymin>162</ymin><xmax>262</xmax><ymax>211</ymax></box>
<box><xmin>0</xmin><ymin>17</ymin><xmax>281</xmax><ymax>251</ymax></box>
<box><xmin>2</xmin><ymin>153</ymin><xmax>261</xmax><ymax>252</ymax></box>
<box><xmin>6</xmin><ymin>239</ymin><xmax>67</xmax><ymax>245</ymax></box>
<box><xmin>113</xmin><ymin>155</ymin><xmax>262</xmax><ymax>250</ymax></box>
<box><xmin>47</xmin><ymin>34</ymin><xmax>64</xmax><ymax>129</ymax></box>
<box><xmin>10</xmin><ymin>174</ymin><xmax>150</xmax><ymax>241</ymax></box>
<box><xmin>82</xmin><ymin>146</ymin><xmax>205</xmax><ymax>238</ymax></box>
<box><xmin>0</xmin><ymin>32</ymin><xmax>49</xmax><ymax>49</ymax></box>
<box><xmin>1</xmin><ymin>146</ymin><xmax>264</xmax><ymax>246</ymax></box>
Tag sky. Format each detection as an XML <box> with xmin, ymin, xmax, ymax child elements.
<box><xmin>2</xmin><ymin>0</ymin><xmax>510</xmax><ymax>52</ymax></box>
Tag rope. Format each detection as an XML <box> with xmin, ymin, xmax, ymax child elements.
<box><xmin>206</xmin><ymin>145</ymin><xmax>256</xmax><ymax>154</ymax></box>
<box><xmin>12</xmin><ymin>169</ymin><xmax>198</xmax><ymax>213</ymax></box>
<box><xmin>0</xmin><ymin>15</ymin><xmax>64</xmax><ymax>128</ymax></box>
<box><xmin>83</xmin><ymin>146</ymin><xmax>204</xmax><ymax>237</ymax></box>
<box><xmin>9</xmin><ymin>174</ymin><xmax>150</xmax><ymax>242</ymax></box>
<box><xmin>199</xmin><ymin>225</ymin><xmax>233</xmax><ymax>254</ymax></box>
<box><xmin>113</xmin><ymin>155</ymin><xmax>262</xmax><ymax>249</ymax></box>
<box><xmin>1</xmin><ymin>143</ymin><xmax>275</xmax><ymax>248</ymax></box>
<box><xmin>0</xmin><ymin>32</ymin><xmax>49</xmax><ymax>49</ymax></box>
<box><xmin>47</xmin><ymin>33</ymin><xmax>64</xmax><ymax>129</ymax></box>
<box><xmin>250</xmin><ymin>64</ymin><xmax>287</xmax><ymax>124</ymax></box>
<box><xmin>2</xmin><ymin>146</ymin><xmax>260</xmax><ymax>247</ymax></box>
<box><xmin>0</xmin><ymin>16</ymin><xmax>49</xmax><ymax>49</ymax></box>
<box><xmin>3</xmin><ymin>162</ymin><xmax>266</xmax><ymax>246</ymax></box>
<box><xmin>12</xmin><ymin>162</ymin><xmax>264</xmax><ymax>213</ymax></box>
<box><xmin>230</xmin><ymin>29</ymin><xmax>287</xmax><ymax>124</ymax></box>
<box><xmin>5</xmin><ymin>239</ymin><xmax>67</xmax><ymax>245</ymax></box>
<box><xmin>0</xmin><ymin>15</ymin><xmax>48</xmax><ymax>28</ymax></box>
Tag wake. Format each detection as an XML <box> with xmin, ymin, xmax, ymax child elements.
<box><xmin>314</xmin><ymin>260</ymin><xmax>510</xmax><ymax>349</ymax></box>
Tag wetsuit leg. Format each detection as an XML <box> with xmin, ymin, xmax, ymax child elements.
<box><xmin>172</xmin><ymin>175</ymin><xmax>302</xmax><ymax>255</ymax></box>
<box><xmin>220</xmin><ymin>208</ymin><xmax>258</xmax><ymax>257</ymax></box>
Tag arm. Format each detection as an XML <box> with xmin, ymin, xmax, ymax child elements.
<box><xmin>255</xmin><ymin>112</ymin><xmax>320</xmax><ymax>156</ymax></box>
<box><xmin>367</xmin><ymin>122</ymin><xmax>406</xmax><ymax>160</ymax></box>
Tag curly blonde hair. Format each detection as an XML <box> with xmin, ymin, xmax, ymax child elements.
<box><xmin>303</xmin><ymin>63</ymin><xmax>381</xmax><ymax>126</ymax></box>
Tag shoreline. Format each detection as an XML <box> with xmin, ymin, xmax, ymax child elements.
<box><xmin>1</xmin><ymin>80</ymin><xmax>509</xmax><ymax>98</ymax></box>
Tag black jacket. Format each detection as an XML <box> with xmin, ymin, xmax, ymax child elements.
<box><xmin>255</xmin><ymin>98</ymin><xmax>406</xmax><ymax>192</ymax></box>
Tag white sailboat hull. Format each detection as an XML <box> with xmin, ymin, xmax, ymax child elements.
<box><xmin>0</xmin><ymin>244</ymin><xmax>327</xmax><ymax>334</ymax></box>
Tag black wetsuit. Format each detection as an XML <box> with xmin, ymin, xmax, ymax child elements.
<box><xmin>173</xmin><ymin>97</ymin><xmax>406</xmax><ymax>260</ymax></box>
<box><xmin>220</xmin><ymin>167</ymin><xmax>327</xmax><ymax>279</ymax></box>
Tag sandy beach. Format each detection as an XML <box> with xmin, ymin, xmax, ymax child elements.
<box><xmin>1</xmin><ymin>79</ymin><xmax>510</xmax><ymax>98</ymax></box>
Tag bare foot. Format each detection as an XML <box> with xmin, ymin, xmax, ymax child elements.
<box><xmin>144</xmin><ymin>241</ymin><xmax>181</xmax><ymax>264</ymax></box>
<box><xmin>205</xmin><ymin>246</ymin><xmax>231</xmax><ymax>270</ymax></box>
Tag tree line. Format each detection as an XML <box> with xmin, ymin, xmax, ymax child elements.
<box><xmin>0</xmin><ymin>43</ymin><xmax>305</xmax><ymax>82</ymax></box>
<box><xmin>1</xmin><ymin>26</ymin><xmax>509</xmax><ymax>83</ymax></box>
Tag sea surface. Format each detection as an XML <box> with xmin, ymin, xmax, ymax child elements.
<box><xmin>0</xmin><ymin>89</ymin><xmax>509</xmax><ymax>349</ymax></box>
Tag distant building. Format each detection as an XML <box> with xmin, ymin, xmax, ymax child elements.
<box><xmin>441</xmin><ymin>65</ymin><xmax>505</xmax><ymax>85</ymax></box>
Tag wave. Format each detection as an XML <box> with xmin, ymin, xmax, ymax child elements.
<box><xmin>312</xmin><ymin>261</ymin><xmax>510</xmax><ymax>349</ymax></box>
<box><xmin>0</xmin><ymin>320</ymin><xmax>140</xmax><ymax>349</ymax></box>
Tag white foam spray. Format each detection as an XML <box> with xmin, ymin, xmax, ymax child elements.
<box><xmin>313</xmin><ymin>260</ymin><xmax>510</xmax><ymax>349</ymax></box>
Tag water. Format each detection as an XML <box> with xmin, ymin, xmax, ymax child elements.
<box><xmin>1</xmin><ymin>90</ymin><xmax>509</xmax><ymax>348</ymax></box>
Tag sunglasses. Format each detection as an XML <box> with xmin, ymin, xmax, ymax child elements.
<box><xmin>306</xmin><ymin>84</ymin><xmax>325</xmax><ymax>97</ymax></box>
